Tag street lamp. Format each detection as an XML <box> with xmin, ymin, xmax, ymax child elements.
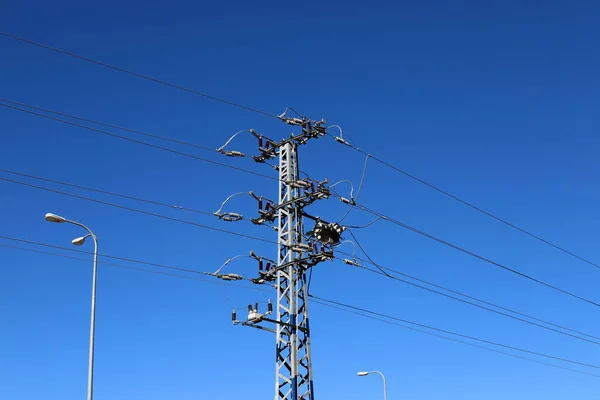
<box><xmin>45</xmin><ymin>213</ymin><xmax>98</xmax><ymax>400</ymax></box>
<box><xmin>357</xmin><ymin>370</ymin><xmax>387</xmax><ymax>400</ymax></box>
<box><xmin>44</xmin><ymin>213</ymin><xmax>66</xmax><ymax>223</ymax></box>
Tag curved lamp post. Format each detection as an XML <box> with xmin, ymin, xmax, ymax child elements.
<box><xmin>45</xmin><ymin>213</ymin><xmax>98</xmax><ymax>400</ymax></box>
<box><xmin>357</xmin><ymin>370</ymin><xmax>387</xmax><ymax>400</ymax></box>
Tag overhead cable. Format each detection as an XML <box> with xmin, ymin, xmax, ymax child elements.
<box><xmin>0</xmin><ymin>168</ymin><xmax>213</xmax><ymax>216</ymax></box>
<box><xmin>0</xmin><ymin>32</ymin><xmax>277</xmax><ymax>118</ymax></box>
<box><xmin>4</xmin><ymin>171</ymin><xmax>598</xmax><ymax>343</ymax></box>
<box><xmin>0</xmin><ymin>102</ymin><xmax>278</xmax><ymax>182</ymax></box>
<box><xmin>328</xmin><ymin>131</ymin><xmax>600</xmax><ymax>271</ymax></box>
<box><xmin>338</xmin><ymin>196</ymin><xmax>600</xmax><ymax>308</ymax></box>
<box><xmin>0</xmin><ymin>97</ymin><xmax>218</xmax><ymax>152</ymax></box>
<box><xmin>310</xmin><ymin>295</ymin><xmax>600</xmax><ymax>369</ymax></box>
<box><xmin>310</xmin><ymin>296</ymin><xmax>600</xmax><ymax>379</ymax></box>
<box><xmin>0</xmin><ymin>176</ymin><xmax>277</xmax><ymax>245</ymax></box>
<box><xmin>0</xmin><ymin>242</ymin><xmax>268</xmax><ymax>292</ymax></box>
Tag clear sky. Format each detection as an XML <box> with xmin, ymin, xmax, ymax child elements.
<box><xmin>1</xmin><ymin>1</ymin><xmax>599</xmax><ymax>399</ymax></box>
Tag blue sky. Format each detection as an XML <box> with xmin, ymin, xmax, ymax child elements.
<box><xmin>1</xmin><ymin>1</ymin><xmax>599</xmax><ymax>399</ymax></box>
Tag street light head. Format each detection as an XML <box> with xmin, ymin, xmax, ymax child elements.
<box><xmin>45</xmin><ymin>213</ymin><xmax>66</xmax><ymax>223</ymax></box>
<box><xmin>71</xmin><ymin>236</ymin><xmax>87</xmax><ymax>246</ymax></box>
<box><xmin>357</xmin><ymin>371</ymin><xmax>370</xmax><ymax>377</ymax></box>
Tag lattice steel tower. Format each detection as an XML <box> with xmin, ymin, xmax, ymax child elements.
<box><xmin>216</xmin><ymin>115</ymin><xmax>338</xmax><ymax>400</ymax></box>
<box><xmin>275</xmin><ymin>140</ymin><xmax>313</xmax><ymax>399</ymax></box>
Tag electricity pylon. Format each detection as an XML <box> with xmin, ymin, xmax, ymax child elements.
<box><xmin>275</xmin><ymin>138</ymin><xmax>313</xmax><ymax>399</ymax></box>
<box><xmin>217</xmin><ymin>115</ymin><xmax>343</xmax><ymax>400</ymax></box>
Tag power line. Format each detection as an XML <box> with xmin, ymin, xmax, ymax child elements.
<box><xmin>337</xmin><ymin>154</ymin><xmax>370</xmax><ymax>224</ymax></box>
<box><xmin>328</xmin><ymin>132</ymin><xmax>600</xmax><ymax>271</ymax></box>
<box><xmin>0</xmin><ymin>176</ymin><xmax>278</xmax><ymax>245</ymax></box>
<box><xmin>7</xmin><ymin>27</ymin><xmax>593</xmax><ymax>294</ymax></box>
<box><xmin>0</xmin><ymin>242</ymin><xmax>268</xmax><ymax>292</ymax></box>
<box><xmin>3</xmin><ymin>232</ymin><xmax>598</xmax><ymax>377</ymax></box>
<box><xmin>20</xmin><ymin>236</ymin><xmax>592</xmax><ymax>381</ymax></box>
<box><xmin>335</xmin><ymin>244</ymin><xmax>600</xmax><ymax>342</ymax></box>
<box><xmin>332</xmin><ymin>249</ymin><xmax>600</xmax><ymax>346</ymax></box>
<box><xmin>0</xmin><ymin>234</ymin><xmax>216</xmax><ymax>274</ymax></box>
<box><xmin>0</xmin><ymin>168</ymin><xmax>214</xmax><ymax>216</ymax></box>
<box><xmin>4</xmin><ymin>169</ymin><xmax>597</xmax><ymax>344</ymax></box>
<box><xmin>0</xmin><ymin>234</ymin><xmax>218</xmax><ymax>274</ymax></box>
<box><xmin>0</xmin><ymin>97</ymin><xmax>218</xmax><ymax>153</ymax></box>
<box><xmin>0</xmin><ymin>236</ymin><xmax>274</xmax><ymax>291</ymax></box>
<box><xmin>8</xmin><ymin>167</ymin><xmax>599</xmax><ymax>353</ymax></box>
<box><xmin>0</xmin><ymin>97</ymin><xmax>313</xmax><ymax>183</ymax></box>
<box><xmin>309</xmin><ymin>295</ymin><xmax>600</xmax><ymax>370</ymax></box>
<box><xmin>0</xmin><ymin>32</ymin><xmax>277</xmax><ymax>118</ymax></box>
<box><xmin>0</xmin><ymin>98</ymin><xmax>320</xmax><ymax>192</ymax></box>
<box><xmin>338</xmin><ymin>195</ymin><xmax>600</xmax><ymax>308</ymax></box>
<box><xmin>309</xmin><ymin>297</ymin><xmax>600</xmax><ymax>379</ymax></box>
<box><xmin>12</xmin><ymin>167</ymin><xmax>595</xmax><ymax>343</ymax></box>
<box><xmin>5</xmin><ymin>168</ymin><xmax>599</xmax><ymax>344</ymax></box>
<box><xmin>5</xmin><ymin>171</ymin><xmax>600</xmax><ymax>382</ymax></box>
<box><xmin>0</xmin><ymin>102</ymin><xmax>279</xmax><ymax>182</ymax></box>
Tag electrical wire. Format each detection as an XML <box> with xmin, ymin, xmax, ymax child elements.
<box><xmin>307</xmin><ymin>267</ymin><xmax>314</xmax><ymax>295</ymax></box>
<box><xmin>212</xmin><ymin>254</ymin><xmax>253</xmax><ymax>275</ymax></box>
<box><xmin>0</xmin><ymin>236</ymin><xmax>273</xmax><ymax>291</ymax></box>
<box><xmin>0</xmin><ymin>99</ymin><xmax>322</xmax><ymax>189</ymax></box>
<box><xmin>337</xmin><ymin>154</ymin><xmax>370</xmax><ymax>223</ymax></box>
<box><xmin>287</xmin><ymin>107</ymin><xmax>306</xmax><ymax>119</ymax></box>
<box><xmin>338</xmin><ymin>232</ymin><xmax>600</xmax><ymax>344</ymax></box>
<box><xmin>0</xmin><ymin>100</ymin><xmax>318</xmax><ymax>189</ymax></box>
<box><xmin>6</xmin><ymin>169</ymin><xmax>598</xmax><ymax>343</ymax></box>
<box><xmin>4</xmin><ymin>168</ymin><xmax>598</xmax><ymax>343</ymax></box>
<box><xmin>0</xmin><ymin>176</ymin><xmax>278</xmax><ymax>245</ymax></box>
<box><xmin>329</xmin><ymin>180</ymin><xmax>355</xmax><ymax>199</ymax></box>
<box><xmin>6</xmin><ymin>167</ymin><xmax>597</xmax><ymax>343</ymax></box>
<box><xmin>7</xmin><ymin>164</ymin><xmax>594</xmax><ymax>342</ymax></box>
<box><xmin>214</xmin><ymin>192</ymin><xmax>254</xmax><ymax>215</ymax></box>
<box><xmin>309</xmin><ymin>295</ymin><xmax>600</xmax><ymax>369</ymax></box>
<box><xmin>335</xmin><ymin>240</ymin><xmax>357</xmax><ymax>260</ymax></box>
<box><xmin>309</xmin><ymin>296</ymin><xmax>600</xmax><ymax>379</ymax></box>
<box><xmin>327</xmin><ymin>131</ymin><xmax>600</xmax><ymax>272</ymax></box>
<box><xmin>336</xmin><ymin>250</ymin><xmax>600</xmax><ymax>341</ymax></box>
<box><xmin>354</xmin><ymin>153</ymin><xmax>370</xmax><ymax>202</ymax></box>
<box><xmin>337</xmin><ymin>195</ymin><xmax>600</xmax><ymax>308</ymax></box>
<box><xmin>0</xmin><ymin>168</ymin><xmax>214</xmax><ymax>216</ymax></box>
<box><xmin>4</xmin><ymin>227</ymin><xmax>600</xmax><ymax>352</ymax></box>
<box><xmin>0</xmin><ymin>102</ymin><xmax>279</xmax><ymax>182</ymax></box>
<box><xmin>0</xmin><ymin>97</ymin><xmax>218</xmax><ymax>153</ymax></box>
<box><xmin>216</xmin><ymin>130</ymin><xmax>253</xmax><ymax>152</ymax></box>
<box><xmin>0</xmin><ymin>235</ymin><xmax>226</xmax><ymax>275</ymax></box>
<box><xmin>338</xmin><ymin>261</ymin><xmax>600</xmax><ymax>345</ymax></box>
<box><xmin>11</xmin><ymin>28</ymin><xmax>592</xmax><ymax>293</ymax></box>
<box><xmin>0</xmin><ymin>169</ymin><xmax>280</xmax><ymax>235</ymax></box>
<box><xmin>0</xmin><ymin>32</ymin><xmax>277</xmax><ymax>118</ymax></box>
<box><xmin>33</xmin><ymin>230</ymin><xmax>584</xmax><ymax>380</ymax></box>
<box><xmin>344</xmin><ymin>217</ymin><xmax>382</xmax><ymax>229</ymax></box>
<box><xmin>0</xmin><ymin>242</ymin><xmax>269</xmax><ymax>292</ymax></box>
<box><xmin>346</xmin><ymin>229</ymin><xmax>393</xmax><ymax>278</ymax></box>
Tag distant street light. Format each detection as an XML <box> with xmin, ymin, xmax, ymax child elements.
<box><xmin>357</xmin><ymin>370</ymin><xmax>387</xmax><ymax>400</ymax></box>
<box><xmin>45</xmin><ymin>213</ymin><xmax>98</xmax><ymax>400</ymax></box>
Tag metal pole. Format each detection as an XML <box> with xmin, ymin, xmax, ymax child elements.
<box><xmin>372</xmin><ymin>371</ymin><xmax>387</xmax><ymax>400</ymax></box>
<box><xmin>66</xmin><ymin>219</ymin><xmax>97</xmax><ymax>400</ymax></box>
<box><xmin>377</xmin><ymin>371</ymin><xmax>387</xmax><ymax>400</ymax></box>
<box><xmin>87</xmin><ymin>234</ymin><xmax>98</xmax><ymax>400</ymax></box>
<box><xmin>45</xmin><ymin>214</ymin><xmax>98</xmax><ymax>400</ymax></box>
